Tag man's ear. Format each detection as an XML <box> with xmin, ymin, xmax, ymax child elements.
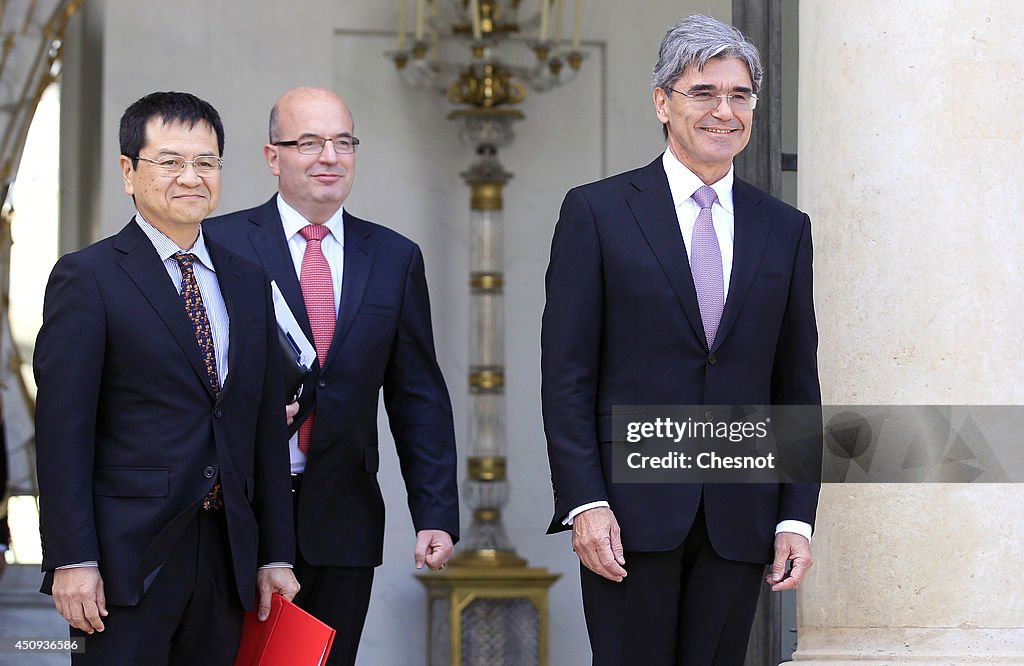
<box><xmin>264</xmin><ymin>144</ymin><xmax>281</xmax><ymax>177</ymax></box>
<box><xmin>120</xmin><ymin>155</ymin><xmax>136</xmax><ymax>195</ymax></box>
<box><xmin>653</xmin><ymin>87</ymin><xmax>670</xmax><ymax>124</ymax></box>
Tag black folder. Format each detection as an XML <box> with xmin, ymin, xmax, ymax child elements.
<box><xmin>278</xmin><ymin>326</ymin><xmax>311</xmax><ymax>404</ymax></box>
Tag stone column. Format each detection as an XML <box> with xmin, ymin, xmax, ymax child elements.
<box><xmin>791</xmin><ymin>1</ymin><xmax>1024</xmax><ymax>663</ymax></box>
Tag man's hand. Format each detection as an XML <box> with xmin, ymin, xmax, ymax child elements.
<box><xmin>52</xmin><ymin>567</ymin><xmax>107</xmax><ymax>633</ymax></box>
<box><xmin>285</xmin><ymin>401</ymin><xmax>299</xmax><ymax>426</ymax></box>
<box><xmin>572</xmin><ymin>507</ymin><xmax>627</xmax><ymax>582</ymax></box>
<box><xmin>256</xmin><ymin>568</ymin><xmax>300</xmax><ymax>621</ymax></box>
<box><xmin>767</xmin><ymin>532</ymin><xmax>813</xmax><ymax>591</ymax></box>
<box><xmin>414</xmin><ymin>530</ymin><xmax>454</xmax><ymax>570</ymax></box>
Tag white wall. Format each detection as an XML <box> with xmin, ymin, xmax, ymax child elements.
<box><xmin>77</xmin><ymin>1</ymin><xmax>730</xmax><ymax>663</ymax></box>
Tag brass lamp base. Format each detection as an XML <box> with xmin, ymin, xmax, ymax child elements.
<box><xmin>417</xmin><ymin>565</ymin><xmax>561</xmax><ymax>666</ymax></box>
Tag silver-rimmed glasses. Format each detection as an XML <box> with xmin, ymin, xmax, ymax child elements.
<box><xmin>134</xmin><ymin>155</ymin><xmax>224</xmax><ymax>176</ymax></box>
<box><xmin>669</xmin><ymin>87</ymin><xmax>758</xmax><ymax>111</ymax></box>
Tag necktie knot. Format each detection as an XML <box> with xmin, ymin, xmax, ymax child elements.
<box><xmin>174</xmin><ymin>252</ymin><xmax>198</xmax><ymax>270</ymax></box>
<box><xmin>300</xmin><ymin>223</ymin><xmax>330</xmax><ymax>242</ymax></box>
<box><xmin>692</xmin><ymin>185</ymin><xmax>718</xmax><ymax>211</ymax></box>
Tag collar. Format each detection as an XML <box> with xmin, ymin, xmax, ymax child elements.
<box><xmin>134</xmin><ymin>214</ymin><xmax>216</xmax><ymax>271</ymax></box>
<box><xmin>662</xmin><ymin>150</ymin><xmax>735</xmax><ymax>214</ymax></box>
<box><xmin>276</xmin><ymin>194</ymin><xmax>345</xmax><ymax>246</ymax></box>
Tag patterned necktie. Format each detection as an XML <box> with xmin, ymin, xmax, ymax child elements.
<box><xmin>690</xmin><ymin>186</ymin><xmax>724</xmax><ymax>348</ymax></box>
<box><xmin>174</xmin><ymin>252</ymin><xmax>223</xmax><ymax>510</ymax></box>
<box><xmin>175</xmin><ymin>252</ymin><xmax>221</xmax><ymax>395</ymax></box>
<box><xmin>297</xmin><ymin>223</ymin><xmax>335</xmax><ymax>455</ymax></box>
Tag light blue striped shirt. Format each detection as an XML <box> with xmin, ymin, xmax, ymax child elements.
<box><xmin>135</xmin><ymin>215</ymin><xmax>230</xmax><ymax>386</ymax></box>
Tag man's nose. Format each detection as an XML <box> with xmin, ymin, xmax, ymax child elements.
<box><xmin>177</xmin><ymin>162</ymin><xmax>203</xmax><ymax>185</ymax></box>
<box><xmin>318</xmin><ymin>140</ymin><xmax>340</xmax><ymax>163</ymax></box>
<box><xmin>711</xmin><ymin>95</ymin><xmax>737</xmax><ymax>119</ymax></box>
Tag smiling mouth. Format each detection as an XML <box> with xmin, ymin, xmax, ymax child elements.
<box><xmin>700</xmin><ymin>127</ymin><xmax>739</xmax><ymax>134</ymax></box>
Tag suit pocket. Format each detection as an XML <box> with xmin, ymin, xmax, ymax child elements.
<box><xmin>94</xmin><ymin>467</ymin><xmax>169</xmax><ymax>498</ymax></box>
<box><xmin>359</xmin><ymin>303</ymin><xmax>397</xmax><ymax>318</ymax></box>
<box><xmin>598</xmin><ymin>411</ymin><xmax>646</xmax><ymax>443</ymax></box>
<box><xmin>363</xmin><ymin>447</ymin><xmax>380</xmax><ymax>473</ymax></box>
<box><xmin>752</xmin><ymin>273</ymin><xmax>788</xmax><ymax>291</ymax></box>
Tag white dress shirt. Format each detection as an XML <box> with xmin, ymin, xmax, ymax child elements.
<box><xmin>276</xmin><ymin>194</ymin><xmax>345</xmax><ymax>474</ymax></box>
<box><xmin>662</xmin><ymin>149</ymin><xmax>736</xmax><ymax>302</ymax></box>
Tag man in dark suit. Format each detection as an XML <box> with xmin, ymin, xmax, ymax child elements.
<box><xmin>34</xmin><ymin>92</ymin><xmax>299</xmax><ymax>665</ymax></box>
<box><xmin>205</xmin><ymin>86</ymin><xmax>459</xmax><ymax>666</ymax></box>
<box><xmin>541</xmin><ymin>15</ymin><xmax>821</xmax><ymax>665</ymax></box>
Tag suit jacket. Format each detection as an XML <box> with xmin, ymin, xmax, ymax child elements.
<box><xmin>205</xmin><ymin>197</ymin><xmax>459</xmax><ymax>567</ymax></box>
<box><xmin>541</xmin><ymin>157</ymin><xmax>821</xmax><ymax>564</ymax></box>
<box><xmin>33</xmin><ymin>219</ymin><xmax>294</xmax><ymax>608</ymax></box>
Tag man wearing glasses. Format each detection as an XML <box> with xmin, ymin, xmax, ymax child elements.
<box><xmin>542</xmin><ymin>15</ymin><xmax>821</xmax><ymax>664</ymax></box>
<box><xmin>206</xmin><ymin>86</ymin><xmax>459</xmax><ymax>666</ymax></box>
<box><xmin>34</xmin><ymin>91</ymin><xmax>298</xmax><ymax>664</ymax></box>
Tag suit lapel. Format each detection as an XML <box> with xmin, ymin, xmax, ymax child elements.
<box><xmin>627</xmin><ymin>158</ymin><xmax>707</xmax><ymax>347</ymax></box>
<box><xmin>714</xmin><ymin>178</ymin><xmax>769</xmax><ymax>351</ymax></box>
<box><xmin>206</xmin><ymin>239</ymin><xmax>245</xmax><ymax>396</ymax></box>
<box><xmin>115</xmin><ymin>220</ymin><xmax>217</xmax><ymax>400</ymax></box>
<box><xmin>246</xmin><ymin>197</ymin><xmax>316</xmax><ymax>347</ymax></box>
<box><xmin>322</xmin><ymin>211</ymin><xmax>374</xmax><ymax>373</ymax></box>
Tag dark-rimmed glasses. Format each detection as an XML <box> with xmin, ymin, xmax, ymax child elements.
<box><xmin>272</xmin><ymin>135</ymin><xmax>360</xmax><ymax>155</ymax></box>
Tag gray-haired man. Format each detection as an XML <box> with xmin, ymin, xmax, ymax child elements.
<box><xmin>542</xmin><ymin>15</ymin><xmax>820</xmax><ymax>664</ymax></box>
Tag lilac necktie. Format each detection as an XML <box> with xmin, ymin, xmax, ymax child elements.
<box><xmin>690</xmin><ymin>185</ymin><xmax>724</xmax><ymax>348</ymax></box>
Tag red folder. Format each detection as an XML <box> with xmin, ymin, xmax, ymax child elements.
<box><xmin>234</xmin><ymin>594</ymin><xmax>335</xmax><ymax>666</ymax></box>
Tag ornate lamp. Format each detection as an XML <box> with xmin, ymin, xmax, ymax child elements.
<box><xmin>388</xmin><ymin>2</ymin><xmax>586</xmax><ymax>663</ymax></box>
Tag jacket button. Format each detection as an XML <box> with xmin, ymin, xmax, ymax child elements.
<box><xmin>708</xmin><ymin>353</ymin><xmax>717</xmax><ymax>365</ymax></box>
<box><xmin>214</xmin><ymin>408</ymin><xmax>223</xmax><ymax>418</ymax></box>
<box><xmin>203</xmin><ymin>465</ymin><xmax>216</xmax><ymax>479</ymax></box>
<box><xmin>317</xmin><ymin>379</ymin><xmax>327</xmax><ymax>388</ymax></box>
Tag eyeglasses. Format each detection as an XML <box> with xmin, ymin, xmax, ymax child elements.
<box><xmin>669</xmin><ymin>87</ymin><xmax>758</xmax><ymax>111</ymax></box>
<box><xmin>272</xmin><ymin>135</ymin><xmax>360</xmax><ymax>155</ymax></box>
<box><xmin>135</xmin><ymin>155</ymin><xmax>224</xmax><ymax>176</ymax></box>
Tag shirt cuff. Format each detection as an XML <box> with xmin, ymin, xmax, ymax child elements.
<box><xmin>775</xmin><ymin>520</ymin><xmax>813</xmax><ymax>542</ymax></box>
<box><xmin>563</xmin><ymin>501</ymin><xmax>611</xmax><ymax>526</ymax></box>
<box><xmin>258</xmin><ymin>562</ymin><xmax>294</xmax><ymax>569</ymax></box>
<box><xmin>56</xmin><ymin>561</ymin><xmax>98</xmax><ymax>569</ymax></box>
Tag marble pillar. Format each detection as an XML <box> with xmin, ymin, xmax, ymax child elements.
<box><xmin>790</xmin><ymin>1</ymin><xmax>1024</xmax><ymax>663</ymax></box>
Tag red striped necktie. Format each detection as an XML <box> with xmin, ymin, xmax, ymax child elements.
<box><xmin>297</xmin><ymin>224</ymin><xmax>335</xmax><ymax>456</ymax></box>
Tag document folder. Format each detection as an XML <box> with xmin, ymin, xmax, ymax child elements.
<box><xmin>234</xmin><ymin>594</ymin><xmax>335</xmax><ymax>666</ymax></box>
<box><xmin>270</xmin><ymin>280</ymin><xmax>315</xmax><ymax>403</ymax></box>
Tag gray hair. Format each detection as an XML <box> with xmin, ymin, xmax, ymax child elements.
<box><xmin>651</xmin><ymin>15</ymin><xmax>762</xmax><ymax>94</ymax></box>
<box><xmin>268</xmin><ymin>102</ymin><xmax>279</xmax><ymax>143</ymax></box>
